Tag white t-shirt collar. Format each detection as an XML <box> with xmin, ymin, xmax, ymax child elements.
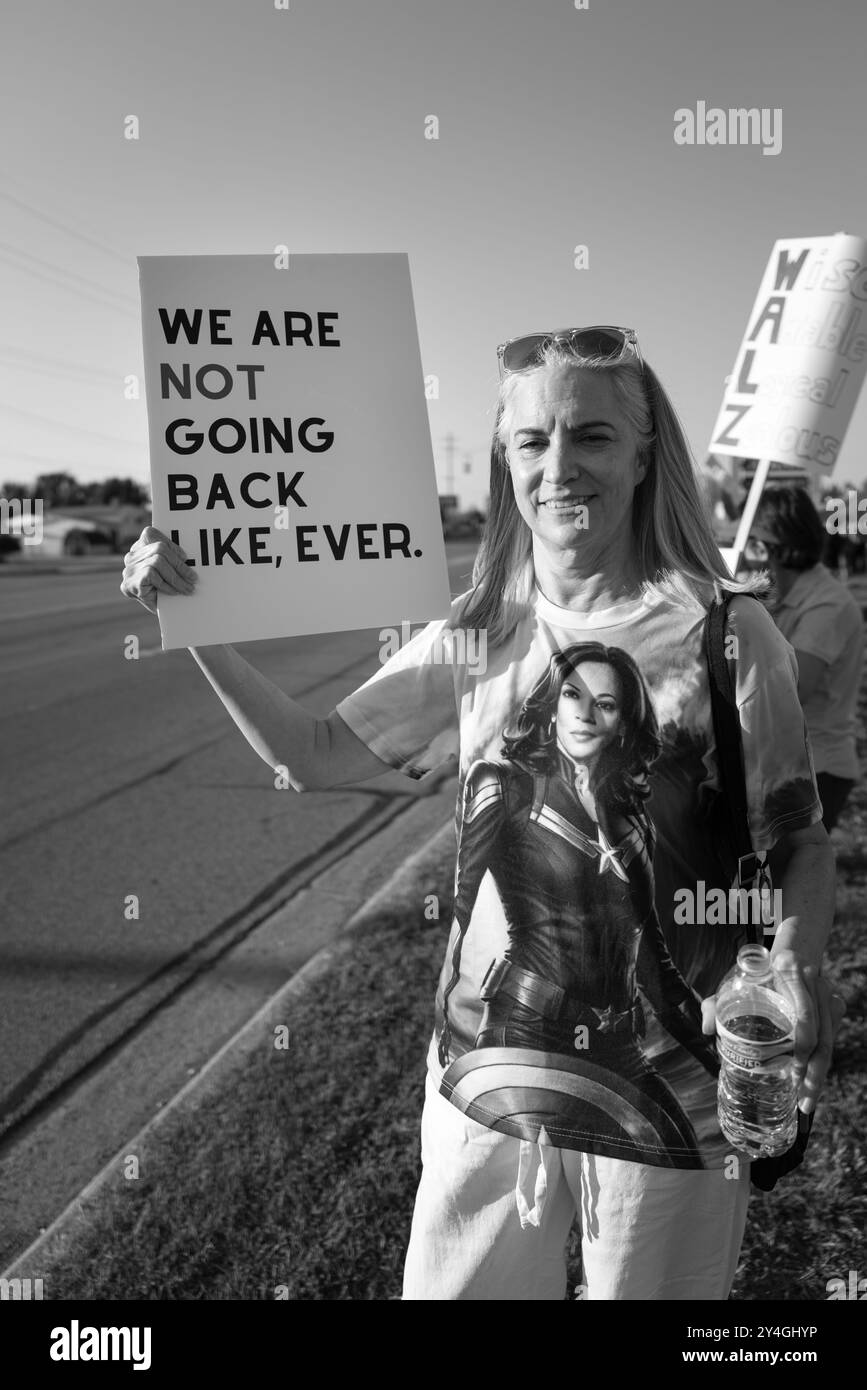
<box><xmin>532</xmin><ymin>583</ymin><xmax>650</xmax><ymax>630</ymax></box>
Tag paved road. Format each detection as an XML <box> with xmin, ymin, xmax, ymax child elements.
<box><xmin>0</xmin><ymin>545</ymin><xmax>476</xmax><ymax>1153</ymax></box>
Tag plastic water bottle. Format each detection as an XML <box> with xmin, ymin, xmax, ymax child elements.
<box><xmin>715</xmin><ymin>944</ymin><xmax>798</xmax><ymax>1158</ymax></box>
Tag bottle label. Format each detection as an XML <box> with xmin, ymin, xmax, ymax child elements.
<box><xmin>716</xmin><ymin>1033</ymin><xmax>793</xmax><ymax>1069</ymax></box>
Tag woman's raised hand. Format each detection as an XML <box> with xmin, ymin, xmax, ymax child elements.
<box><xmin>120</xmin><ymin>526</ymin><xmax>198</xmax><ymax>615</ymax></box>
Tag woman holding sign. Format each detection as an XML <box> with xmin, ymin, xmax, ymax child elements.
<box><xmin>122</xmin><ymin>326</ymin><xmax>842</xmax><ymax>1301</ymax></box>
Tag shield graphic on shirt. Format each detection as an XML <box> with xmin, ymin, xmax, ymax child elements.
<box><xmin>440</xmin><ymin>1047</ymin><xmax>707</xmax><ymax>1167</ymax></box>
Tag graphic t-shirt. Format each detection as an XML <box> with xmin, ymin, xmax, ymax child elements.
<box><xmin>336</xmin><ymin>584</ymin><xmax>823</xmax><ymax>1170</ymax></box>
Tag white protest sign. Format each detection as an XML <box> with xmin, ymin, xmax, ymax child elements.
<box><xmin>139</xmin><ymin>254</ymin><xmax>451</xmax><ymax>649</ymax></box>
<box><xmin>709</xmin><ymin>232</ymin><xmax>867</xmax><ymax>471</ymax></box>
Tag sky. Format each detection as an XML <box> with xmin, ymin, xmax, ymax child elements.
<box><xmin>2</xmin><ymin>0</ymin><xmax>866</xmax><ymax>509</ymax></box>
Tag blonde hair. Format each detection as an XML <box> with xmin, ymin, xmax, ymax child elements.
<box><xmin>455</xmin><ymin>344</ymin><xmax>767</xmax><ymax>646</ymax></box>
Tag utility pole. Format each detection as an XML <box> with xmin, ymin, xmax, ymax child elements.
<box><xmin>443</xmin><ymin>432</ymin><xmax>456</xmax><ymax>498</ymax></box>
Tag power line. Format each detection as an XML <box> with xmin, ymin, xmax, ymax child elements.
<box><xmin>0</xmin><ymin>450</ymin><xmax>150</xmax><ymax>481</ymax></box>
<box><xmin>0</xmin><ymin>355</ymin><xmax>126</xmax><ymax>387</ymax></box>
<box><xmin>0</xmin><ymin>245</ymin><xmax>138</xmax><ymax>318</ymax></box>
<box><xmin>0</xmin><ymin>239</ymin><xmax>137</xmax><ymax>306</ymax></box>
<box><xmin>0</xmin><ymin>449</ymin><xmax>93</xmax><ymax>471</ymax></box>
<box><xmin>0</xmin><ymin>184</ymin><xmax>130</xmax><ymax>266</ymax></box>
<box><xmin>0</xmin><ymin>345</ymin><xmax>125</xmax><ymax>381</ymax></box>
<box><xmin>0</xmin><ymin>401</ymin><xmax>145</xmax><ymax>449</ymax></box>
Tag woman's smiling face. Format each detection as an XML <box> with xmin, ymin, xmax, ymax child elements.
<box><xmin>503</xmin><ymin>366</ymin><xmax>646</xmax><ymax>556</ymax></box>
<box><xmin>555</xmin><ymin>662</ymin><xmax>623</xmax><ymax>765</ymax></box>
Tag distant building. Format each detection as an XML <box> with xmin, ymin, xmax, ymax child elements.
<box><xmin>4</xmin><ymin>504</ymin><xmax>149</xmax><ymax>558</ymax></box>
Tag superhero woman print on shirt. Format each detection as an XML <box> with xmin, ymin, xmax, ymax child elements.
<box><xmin>437</xmin><ymin>642</ymin><xmax>721</xmax><ymax>1167</ymax></box>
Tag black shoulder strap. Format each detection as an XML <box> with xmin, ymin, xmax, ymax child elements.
<box><xmin>706</xmin><ymin>591</ymin><xmax>812</xmax><ymax>1185</ymax></box>
<box><xmin>704</xmin><ymin>591</ymin><xmax>769</xmax><ymax>940</ymax></box>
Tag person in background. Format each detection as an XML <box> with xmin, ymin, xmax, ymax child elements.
<box><xmin>748</xmin><ymin>485</ymin><xmax>865</xmax><ymax>832</ymax></box>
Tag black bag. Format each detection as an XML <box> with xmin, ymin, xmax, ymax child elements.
<box><xmin>704</xmin><ymin>589</ymin><xmax>814</xmax><ymax>1191</ymax></box>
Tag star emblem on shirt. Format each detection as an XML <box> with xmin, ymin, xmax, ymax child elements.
<box><xmin>594</xmin><ymin>826</ymin><xmax>630</xmax><ymax>881</ymax></box>
<box><xmin>592</xmin><ymin>1003</ymin><xmax>631</xmax><ymax>1034</ymax></box>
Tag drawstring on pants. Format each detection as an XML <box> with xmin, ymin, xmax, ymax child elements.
<box><xmin>515</xmin><ymin>1125</ymin><xmax>553</xmax><ymax>1229</ymax></box>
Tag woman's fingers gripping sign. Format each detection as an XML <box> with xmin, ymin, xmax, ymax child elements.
<box><xmin>120</xmin><ymin>526</ymin><xmax>198</xmax><ymax>615</ymax></box>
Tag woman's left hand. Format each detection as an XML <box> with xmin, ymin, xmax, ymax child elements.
<box><xmin>701</xmin><ymin>949</ymin><xmax>846</xmax><ymax>1114</ymax></box>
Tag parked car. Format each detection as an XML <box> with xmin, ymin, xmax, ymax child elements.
<box><xmin>22</xmin><ymin>513</ymin><xmax>115</xmax><ymax>558</ymax></box>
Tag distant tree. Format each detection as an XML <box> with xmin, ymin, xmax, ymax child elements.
<box><xmin>97</xmin><ymin>476</ymin><xmax>149</xmax><ymax>506</ymax></box>
<box><xmin>2</xmin><ymin>475</ymin><xmax>150</xmax><ymax>507</ymax></box>
<box><xmin>33</xmin><ymin>472</ymin><xmax>87</xmax><ymax>507</ymax></box>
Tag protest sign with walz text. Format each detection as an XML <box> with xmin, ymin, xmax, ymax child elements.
<box><xmin>710</xmin><ymin>232</ymin><xmax>867</xmax><ymax>472</ymax></box>
<box><xmin>138</xmin><ymin>253</ymin><xmax>451</xmax><ymax>649</ymax></box>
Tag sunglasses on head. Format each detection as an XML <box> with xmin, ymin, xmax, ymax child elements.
<box><xmin>496</xmin><ymin>326</ymin><xmax>643</xmax><ymax>379</ymax></box>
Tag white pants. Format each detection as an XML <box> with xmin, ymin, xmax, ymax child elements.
<box><xmin>403</xmin><ymin>1073</ymin><xmax>751</xmax><ymax>1301</ymax></box>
